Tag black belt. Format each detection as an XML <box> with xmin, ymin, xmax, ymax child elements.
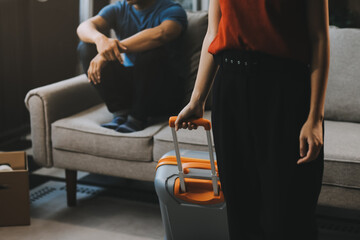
<box><xmin>214</xmin><ymin>50</ymin><xmax>310</xmax><ymax>73</ymax></box>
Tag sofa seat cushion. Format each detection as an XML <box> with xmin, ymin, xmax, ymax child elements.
<box><xmin>52</xmin><ymin>104</ymin><xmax>167</xmax><ymax>162</ymax></box>
<box><xmin>154</xmin><ymin>116</ymin><xmax>360</xmax><ymax>189</ymax></box>
<box><xmin>153</xmin><ymin>111</ymin><xmax>214</xmax><ymax>161</ymax></box>
<box><xmin>323</xmin><ymin>120</ymin><xmax>360</xmax><ymax>189</ymax></box>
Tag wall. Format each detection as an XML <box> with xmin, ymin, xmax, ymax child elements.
<box><xmin>0</xmin><ymin>0</ymin><xmax>79</xmax><ymax>143</ymax></box>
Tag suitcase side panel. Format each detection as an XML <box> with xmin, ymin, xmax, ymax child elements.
<box><xmin>155</xmin><ymin>163</ymin><xmax>229</xmax><ymax>240</ymax></box>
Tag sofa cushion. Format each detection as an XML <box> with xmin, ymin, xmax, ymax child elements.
<box><xmin>325</xmin><ymin>27</ymin><xmax>360</xmax><ymax>122</ymax></box>
<box><xmin>153</xmin><ymin>111</ymin><xmax>214</xmax><ymax>161</ymax></box>
<box><xmin>154</xmin><ymin>116</ymin><xmax>360</xmax><ymax>190</ymax></box>
<box><xmin>323</xmin><ymin>120</ymin><xmax>360</xmax><ymax>189</ymax></box>
<box><xmin>52</xmin><ymin>104</ymin><xmax>167</xmax><ymax>162</ymax></box>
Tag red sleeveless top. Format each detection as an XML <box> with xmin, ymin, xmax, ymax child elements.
<box><xmin>208</xmin><ymin>0</ymin><xmax>311</xmax><ymax>64</ymax></box>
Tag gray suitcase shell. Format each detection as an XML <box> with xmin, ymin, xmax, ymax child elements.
<box><xmin>155</xmin><ymin>125</ymin><xmax>229</xmax><ymax>240</ymax></box>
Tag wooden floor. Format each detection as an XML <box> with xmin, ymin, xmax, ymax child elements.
<box><xmin>1</xmin><ymin>136</ymin><xmax>360</xmax><ymax>239</ymax></box>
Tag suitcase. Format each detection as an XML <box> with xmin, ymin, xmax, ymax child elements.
<box><xmin>154</xmin><ymin>117</ymin><xmax>229</xmax><ymax>240</ymax></box>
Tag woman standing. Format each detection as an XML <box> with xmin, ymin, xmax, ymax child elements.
<box><xmin>175</xmin><ymin>0</ymin><xmax>329</xmax><ymax>239</ymax></box>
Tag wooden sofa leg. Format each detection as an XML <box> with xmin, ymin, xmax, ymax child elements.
<box><xmin>65</xmin><ymin>169</ymin><xmax>77</xmax><ymax>207</ymax></box>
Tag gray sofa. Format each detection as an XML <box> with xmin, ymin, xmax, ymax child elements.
<box><xmin>25</xmin><ymin>11</ymin><xmax>360</xmax><ymax>211</ymax></box>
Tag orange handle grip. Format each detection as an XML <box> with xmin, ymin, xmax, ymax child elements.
<box><xmin>182</xmin><ymin>162</ymin><xmax>218</xmax><ymax>175</ymax></box>
<box><xmin>169</xmin><ymin>116</ymin><xmax>211</xmax><ymax>130</ymax></box>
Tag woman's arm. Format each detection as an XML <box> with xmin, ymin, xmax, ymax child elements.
<box><xmin>298</xmin><ymin>0</ymin><xmax>329</xmax><ymax>164</ymax></box>
<box><xmin>175</xmin><ymin>0</ymin><xmax>221</xmax><ymax>130</ymax></box>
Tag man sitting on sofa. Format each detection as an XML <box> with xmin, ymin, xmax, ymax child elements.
<box><xmin>77</xmin><ymin>0</ymin><xmax>187</xmax><ymax>133</ymax></box>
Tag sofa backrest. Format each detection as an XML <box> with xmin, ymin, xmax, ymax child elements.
<box><xmin>325</xmin><ymin>27</ymin><xmax>360</xmax><ymax>122</ymax></box>
<box><xmin>181</xmin><ymin>11</ymin><xmax>209</xmax><ymax>108</ymax></box>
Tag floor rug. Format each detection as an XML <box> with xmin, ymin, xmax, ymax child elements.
<box><xmin>0</xmin><ymin>181</ymin><xmax>164</xmax><ymax>240</ymax></box>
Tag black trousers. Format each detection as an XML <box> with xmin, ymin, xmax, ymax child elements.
<box><xmin>211</xmin><ymin>50</ymin><xmax>324</xmax><ymax>240</ymax></box>
<box><xmin>77</xmin><ymin>41</ymin><xmax>184</xmax><ymax>121</ymax></box>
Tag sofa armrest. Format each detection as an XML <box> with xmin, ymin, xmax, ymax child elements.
<box><xmin>25</xmin><ymin>74</ymin><xmax>103</xmax><ymax>167</ymax></box>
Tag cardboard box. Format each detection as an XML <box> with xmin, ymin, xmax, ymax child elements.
<box><xmin>0</xmin><ymin>151</ymin><xmax>30</xmax><ymax>226</ymax></box>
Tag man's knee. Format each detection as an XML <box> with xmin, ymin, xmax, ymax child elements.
<box><xmin>77</xmin><ymin>41</ymin><xmax>98</xmax><ymax>64</ymax></box>
<box><xmin>135</xmin><ymin>46</ymin><xmax>167</xmax><ymax>65</ymax></box>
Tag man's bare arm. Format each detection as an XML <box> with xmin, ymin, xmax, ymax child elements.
<box><xmin>77</xmin><ymin>16</ymin><xmax>109</xmax><ymax>43</ymax></box>
<box><xmin>77</xmin><ymin>16</ymin><xmax>182</xmax><ymax>60</ymax></box>
<box><xmin>77</xmin><ymin>13</ymin><xmax>183</xmax><ymax>83</ymax></box>
<box><xmin>120</xmin><ymin>20</ymin><xmax>183</xmax><ymax>53</ymax></box>
<box><xmin>77</xmin><ymin>16</ymin><xmax>126</xmax><ymax>63</ymax></box>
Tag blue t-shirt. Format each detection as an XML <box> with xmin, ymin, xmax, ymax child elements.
<box><xmin>98</xmin><ymin>0</ymin><xmax>187</xmax><ymax>67</ymax></box>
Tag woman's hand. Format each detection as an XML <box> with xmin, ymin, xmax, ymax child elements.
<box><xmin>88</xmin><ymin>54</ymin><xmax>107</xmax><ymax>85</ymax></box>
<box><xmin>175</xmin><ymin>101</ymin><xmax>205</xmax><ymax>131</ymax></box>
<box><xmin>297</xmin><ymin>119</ymin><xmax>323</xmax><ymax>164</ymax></box>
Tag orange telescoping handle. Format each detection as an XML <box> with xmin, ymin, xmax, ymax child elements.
<box><xmin>168</xmin><ymin>115</ymin><xmax>219</xmax><ymax>196</ymax></box>
<box><xmin>182</xmin><ymin>162</ymin><xmax>218</xmax><ymax>175</ymax></box>
<box><xmin>169</xmin><ymin>116</ymin><xmax>211</xmax><ymax>130</ymax></box>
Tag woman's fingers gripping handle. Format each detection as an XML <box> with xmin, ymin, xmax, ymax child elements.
<box><xmin>169</xmin><ymin>116</ymin><xmax>211</xmax><ymax>131</ymax></box>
